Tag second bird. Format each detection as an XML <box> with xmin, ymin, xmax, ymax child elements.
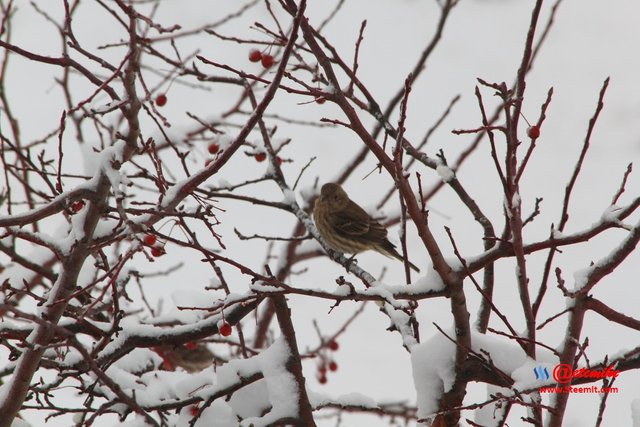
<box><xmin>313</xmin><ymin>183</ymin><xmax>420</xmax><ymax>273</ymax></box>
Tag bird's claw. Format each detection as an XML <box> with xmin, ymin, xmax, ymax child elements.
<box><xmin>345</xmin><ymin>254</ymin><xmax>359</xmax><ymax>270</ymax></box>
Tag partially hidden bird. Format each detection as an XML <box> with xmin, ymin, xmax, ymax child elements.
<box><xmin>313</xmin><ymin>182</ymin><xmax>420</xmax><ymax>272</ymax></box>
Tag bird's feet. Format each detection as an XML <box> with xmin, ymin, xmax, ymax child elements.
<box><xmin>327</xmin><ymin>249</ymin><xmax>359</xmax><ymax>271</ymax></box>
<box><xmin>345</xmin><ymin>254</ymin><xmax>359</xmax><ymax>270</ymax></box>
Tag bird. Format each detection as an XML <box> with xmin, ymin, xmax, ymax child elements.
<box><xmin>313</xmin><ymin>182</ymin><xmax>420</xmax><ymax>272</ymax></box>
<box><xmin>153</xmin><ymin>343</ymin><xmax>214</xmax><ymax>372</ymax></box>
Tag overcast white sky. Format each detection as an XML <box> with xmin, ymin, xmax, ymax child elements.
<box><xmin>3</xmin><ymin>0</ymin><xmax>640</xmax><ymax>426</ymax></box>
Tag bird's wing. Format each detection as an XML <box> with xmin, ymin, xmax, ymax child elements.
<box><xmin>330</xmin><ymin>200</ymin><xmax>371</xmax><ymax>236</ymax></box>
<box><xmin>365</xmin><ymin>217</ymin><xmax>389</xmax><ymax>242</ymax></box>
<box><xmin>331</xmin><ymin>201</ymin><xmax>389</xmax><ymax>244</ymax></box>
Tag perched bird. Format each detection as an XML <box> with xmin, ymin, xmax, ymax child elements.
<box><xmin>313</xmin><ymin>183</ymin><xmax>420</xmax><ymax>272</ymax></box>
<box><xmin>153</xmin><ymin>343</ymin><xmax>214</xmax><ymax>373</ymax></box>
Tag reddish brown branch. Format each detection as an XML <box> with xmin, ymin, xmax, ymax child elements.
<box><xmin>586</xmin><ymin>298</ymin><xmax>640</xmax><ymax>331</ymax></box>
<box><xmin>532</xmin><ymin>77</ymin><xmax>610</xmax><ymax>317</ymax></box>
<box><xmin>272</xmin><ymin>294</ymin><xmax>316</xmax><ymax>426</ymax></box>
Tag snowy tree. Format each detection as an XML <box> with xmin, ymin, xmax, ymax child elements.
<box><xmin>0</xmin><ymin>1</ymin><xmax>638</xmax><ymax>426</ymax></box>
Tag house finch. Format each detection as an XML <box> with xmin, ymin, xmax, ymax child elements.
<box><xmin>153</xmin><ymin>343</ymin><xmax>214</xmax><ymax>372</ymax></box>
<box><xmin>313</xmin><ymin>183</ymin><xmax>420</xmax><ymax>272</ymax></box>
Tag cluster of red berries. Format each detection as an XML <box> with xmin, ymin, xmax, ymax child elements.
<box><xmin>208</xmin><ymin>143</ymin><xmax>285</xmax><ymax>167</ymax></box>
<box><xmin>205</xmin><ymin>145</ymin><xmax>284</xmax><ymax>167</ymax></box>
<box><xmin>156</xmin><ymin>48</ymin><xmax>278</xmax><ymax>109</ymax></box>
<box><xmin>252</xmin><ymin>151</ymin><xmax>283</xmax><ymax>165</ymax></box>
<box><xmin>317</xmin><ymin>340</ymin><xmax>339</xmax><ymax>385</ymax></box>
<box><xmin>142</xmin><ymin>234</ymin><xmax>165</xmax><ymax>257</ymax></box>
<box><xmin>248</xmin><ymin>49</ymin><xmax>275</xmax><ymax>69</ymax></box>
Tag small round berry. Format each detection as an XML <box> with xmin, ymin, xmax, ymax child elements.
<box><xmin>70</xmin><ymin>200</ymin><xmax>85</xmax><ymax>213</ymax></box>
<box><xmin>248</xmin><ymin>49</ymin><xmax>262</xmax><ymax>63</ymax></box>
<box><xmin>328</xmin><ymin>361</ymin><xmax>338</xmax><ymax>372</ymax></box>
<box><xmin>151</xmin><ymin>246</ymin><xmax>165</xmax><ymax>257</ymax></box>
<box><xmin>315</xmin><ymin>97</ymin><xmax>326</xmax><ymax>104</ymax></box>
<box><xmin>208</xmin><ymin>143</ymin><xmax>219</xmax><ymax>154</ymax></box>
<box><xmin>261</xmin><ymin>54</ymin><xmax>275</xmax><ymax>69</ymax></box>
<box><xmin>328</xmin><ymin>340</ymin><xmax>339</xmax><ymax>351</ymax></box>
<box><xmin>143</xmin><ymin>234</ymin><xmax>156</xmax><ymax>246</ymax></box>
<box><xmin>275</xmin><ymin>156</ymin><xmax>283</xmax><ymax>166</ymax></box>
<box><xmin>184</xmin><ymin>341</ymin><xmax>197</xmax><ymax>351</ymax></box>
<box><xmin>219</xmin><ymin>322</ymin><xmax>232</xmax><ymax>337</ymax></box>
<box><xmin>254</xmin><ymin>152</ymin><xmax>267</xmax><ymax>162</ymax></box>
<box><xmin>527</xmin><ymin>125</ymin><xmax>540</xmax><ymax>139</ymax></box>
<box><xmin>155</xmin><ymin>94</ymin><xmax>167</xmax><ymax>107</ymax></box>
<box><xmin>318</xmin><ymin>374</ymin><xmax>327</xmax><ymax>384</ymax></box>
<box><xmin>189</xmin><ymin>405</ymin><xmax>199</xmax><ymax>416</ymax></box>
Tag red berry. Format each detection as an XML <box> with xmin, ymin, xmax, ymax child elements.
<box><xmin>318</xmin><ymin>374</ymin><xmax>327</xmax><ymax>384</ymax></box>
<box><xmin>275</xmin><ymin>156</ymin><xmax>283</xmax><ymax>166</ymax></box>
<box><xmin>328</xmin><ymin>340</ymin><xmax>339</xmax><ymax>351</ymax></box>
<box><xmin>155</xmin><ymin>94</ymin><xmax>167</xmax><ymax>107</ymax></box>
<box><xmin>527</xmin><ymin>125</ymin><xmax>540</xmax><ymax>139</ymax></box>
<box><xmin>261</xmin><ymin>54</ymin><xmax>275</xmax><ymax>69</ymax></box>
<box><xmin>70</xmin><ymin>200</ymin><xmax>85</xmax><ymax>213</ymax></box>
<box><xmin>249</xmin><ymin>49</ymin><xmax>262</xmax><ymax>63</ymax></box>
<box><xmin>315</xmin><ymin>97</ymin><xmax>326</xmax><ymax>104</ymax></box>
<box><xmin>151</xmin><ymin>246</ymin><xmax>165</xmax><ymax>257</ymax></box>
<box><xmin>255</xmin><ymin>152</ymin><xmax>266</xmax><ymax>162</ymax></box>
<box><xmin>143</xmin><ymin>234</ymin><xmax>156</xmax><ymax>246</ymax></box>
<box><xmin>219</xmin><ymin>322</ymin><xmax>232</xmax><ymax>337</ymax></box>
<box><xmin>184</xmin><ymin>341</ymin><xmax>197</xmax><ymax>350</ymax></box>
<box><xmin>189</xmin><ymin>405</ymin><xmax>199</xmax><ymax>416</ymax></box>
<box><xmin>328</xmin><ymin>361</ymin><xmax>338</xmax><ymax>371</ymax></box>
<box><xmin>208</xmin><ymin>143</ymin><xmax>219</xmax><ymax>154</ymax></box>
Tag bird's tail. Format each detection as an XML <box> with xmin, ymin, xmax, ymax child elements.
<box><xmin>401</xmin><ymin>257</ymin><xmax>420</xmax><ymax>273</ymax></box>
<box><xmin>380</xmin><ymin>241</ymin><xmax>420</xmax><ymax>273</ymax></box>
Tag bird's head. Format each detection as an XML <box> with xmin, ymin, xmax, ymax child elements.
<box><xmin>319</xmin><ymin>183</ymin><xmax>349</xmax><ymax>210</ymax></box>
